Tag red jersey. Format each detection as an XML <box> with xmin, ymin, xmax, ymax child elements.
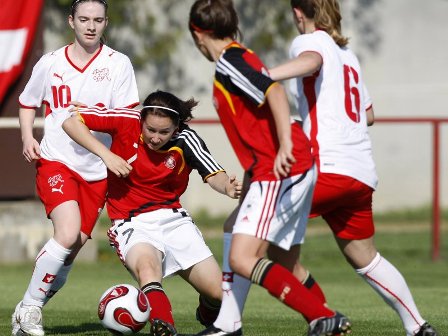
<box><xmin>213</xmin><ymin>42</ymin><xmax>313</xmax><ymax>181</ymax></box>
<box><xmin>77</xmin><ymin>106</ymin><xmax>225</xmax><ymax>220</ymax></box>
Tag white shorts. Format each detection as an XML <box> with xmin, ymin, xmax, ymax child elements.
<box><xmin>233</xmin><ymin>166</ymin><xmax>316</xmax><ymax>250</ymax></box>
<box><xmin>107</xmin><ymin>208</ymin><xmax>213</xmax><ymax>277</ymax></box>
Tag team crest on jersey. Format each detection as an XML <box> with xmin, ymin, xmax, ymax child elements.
<box><xmin>164</xmin><ymin>154</ymin><xmax>176</xmax><ymax>170</ymax></box>
<box><xmin>92</xmin><ymin>68</ymin><xmax>111</xmax><ymax>82</ymax></box>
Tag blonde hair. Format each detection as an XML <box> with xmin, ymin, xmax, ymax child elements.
<box><xmin>291</xmin><ymin>0</ymin><xmax>349</xmax><ymax>47</ymax></box>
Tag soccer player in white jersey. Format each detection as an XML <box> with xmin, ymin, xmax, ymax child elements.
<box><xmin>268</xmin><ymin>0</ymin><xmax>438</xmax><ymax>335</ymax></box>
<box><xmin>12</xmin><ymin>1</ymin><xmax>139</xmax><ymax>335</ymax></box>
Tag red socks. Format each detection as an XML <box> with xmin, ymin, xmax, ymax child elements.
<box><xmin>141</xmin><ymin>282</ymin><xmax>174</xmax><ymax>326</ymax></box>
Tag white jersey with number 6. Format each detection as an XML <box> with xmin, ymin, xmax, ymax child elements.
<box><xmin>288</xmin><ymin>30</ymin><xmax>377</xmax><ymax>189</ymax></box>
<box><xmin>19</xmin><ymin>44</ymin><xmax>139</xmax><ymax>181</ymax></box>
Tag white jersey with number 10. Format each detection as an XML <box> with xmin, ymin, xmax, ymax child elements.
<box><xmin>19</xmin><ymin>44</ymin><xmax>139</xmax><ymax>181</ymax></box>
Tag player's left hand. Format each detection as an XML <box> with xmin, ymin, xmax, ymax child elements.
<box><xmin>226</xmin><ymin>174</ymin><xmax>243</xmax><ymax>199</ymax></box>
<box><xmin>274</xmin><ymin>141</ymin><xmax>296</xmax><ymax>179</ymax></box>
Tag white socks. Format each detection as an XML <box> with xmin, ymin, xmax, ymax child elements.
<box><xmin>23</xmin><ymin>238</ymin><xmax>72</xmax><ymax>307</ymax></box>
<box><xmin>213</xmin><ymin>233</ymin><xmax>251</xmax><ymax>332</ymax></box>
<box><xmin>356</xmin><ymin>252</ymin><xmax>425</xmax><ymax>336</ymax></box>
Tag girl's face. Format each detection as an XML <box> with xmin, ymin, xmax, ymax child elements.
<box><xmin>69</xmin><ymin>2</ymin><xmax>108</xmax><ymax>50</ymax></box>
<box><xmin>141</xmin><ymin>114</ymin><xmax>177</xmax><ymax>151</ymax></box>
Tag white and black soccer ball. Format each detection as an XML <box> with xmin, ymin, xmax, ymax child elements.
<box><xmin>98</xmin><ymin>284</ymin><xmax>150</xmax><ymax>335</ymax></box>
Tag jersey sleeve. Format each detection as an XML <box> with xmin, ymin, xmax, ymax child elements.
<box><xmin>178</xmin><ymin>126</ymin><xmax>225</xmax><ymax>181</ymax></box>
<box><xmin>19</xmin><ymin>54</ymin><xmax>51</xmax><ymax>108</ymax></box>
<box><xmin>77</xmin><ymin>107</ymin><xmax>140</xmax><ymax>135</ymax></box>
<box><xmin>289</xmin><ymin>34</ymin><xmax>323</xmax><ymax>59</ymax></box>
<box><xmin>111</xmin><ymin>55</ymin><xmax>139</xmax><ymax>108</ymax></box>
<box><xmin>219</xmin><ymin>47</ymin><xmax>275</xmax><ymax>107</ymax></box>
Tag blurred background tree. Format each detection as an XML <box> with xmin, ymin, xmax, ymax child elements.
<box><xmin>44</xmin><ymin>0</ymin><xmax>380</xmax><ymax>92</ymax></box>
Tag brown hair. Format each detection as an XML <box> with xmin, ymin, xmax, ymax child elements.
<box><xmin>291</xmin><ymin>0</ymin><xmax>349</xmax><ymax>47</ymax></box>
<box><xmin>71</xmin><ymin>0</ymin><xmax>108</xmax><ymax>16</ymax></box>
<box><xmin>189</xmin><ymin>0</ymin><xmax>241</xmax><ymax>40</ymax></box>
<box><xmin>141</xmin><ymin>90</ymin><xmax>197</xmax><ymax>127</ymax></box>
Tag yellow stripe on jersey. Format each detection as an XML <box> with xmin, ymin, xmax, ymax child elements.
<box><xmin>156</xmin><ymin>146</ymin><xmax>186</xmax><ymax>175</ymax></box>
<box><xmin>214</xmin><ymin>79</ymin><xmax>237</xmax><ymax>116</ymax></box>
<box><xmin>259</xmin><ymin>82</ymin><xmax>279</xmax><ymax>108</ymax></box>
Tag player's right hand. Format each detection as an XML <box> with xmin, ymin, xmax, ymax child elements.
<box><xmin>22</xmin><ymin>137</ymin><xmax>41</xmax><ymax>162</ymax></box>
<box><xmin>102</xmin><ymin>152</ymin><xmax>133</xmax><ymax>178</ymax></box>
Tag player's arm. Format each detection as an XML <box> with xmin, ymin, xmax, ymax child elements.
<box><xmin>206</xmin><ymin>172</ymin><xmax>242</xmax><ymax>199</ymax></box>
<box><xmin>366</xmin><ymin>106</ymin><xmax>374</xmax><ymax>126</ymax></box>
<box><xmin>19</xmin><ymin>107</ymin><xmax>41</xmax><ymax>162</ymax></box>
<box><xmin>62</xmin><ymin>115</ymin><xmax>132</xmax><ymax>177</ymax></box>
<box><xmin>266</xmin><ymin>83</ymin><xmax>296</xmax><ymax>179</ymax></box>
<box><xmin>269</xmin><ymin>51</ymin><xmax>322</xmax><ymax>81</ymax></box>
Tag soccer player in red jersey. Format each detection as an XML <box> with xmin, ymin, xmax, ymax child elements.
<box><xmin>63</xmin><ymin>90</ymin><xmax>242</xmax><ymax>336</ymax></box>
<box><xmin>269</xmin><ymin>1</ymin><xmax>438</xmax><ymax>335</ymax></box>
<box><xmin>13</xmin><ymin>1</ymin><xmax>139</xmax><ymax>335</ymax></box>
<box><xmin>189</xmin><ymin>1</ymin><xmax>351</xmax><ymax>335</ymax></box>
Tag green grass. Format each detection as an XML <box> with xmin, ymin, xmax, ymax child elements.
<box><xmin>1</xmin><ymin>224</ymin><xmax>447</xmax><ymax>335</ymax></box>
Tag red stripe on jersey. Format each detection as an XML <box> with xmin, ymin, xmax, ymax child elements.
<box><xmin>65</xmin><ymin>44</ymin><xmax>103</xmax><ymax>73</ymax></box>
<box><xmin>303</xmin><ymin>73</ymin><xmax>320</xmax><ymax>170</ymax></box>
<box><xmin>43</xmin><ymin>100</ymin><xmax>51</xmax><ymax>117</ymax></box>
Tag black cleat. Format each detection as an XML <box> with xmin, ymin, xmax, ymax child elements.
<box><xmin>415</xmin><ymin>323</ymin><xmax>438</xmax><ymax>336</ymax></box>
<box><xmin>308</xmin><ymin>311</ymin><xmax>351</xmax><ymax>336</ymax></box>
<box><xmin>150</xmin><ymin>319</ymin><xmax>178</xmax><ymax>336</ymax></box>
<box><xmin>195</xmin><ymin>325</ymin><xmax>242</xmax><ymax>336</ymax></box>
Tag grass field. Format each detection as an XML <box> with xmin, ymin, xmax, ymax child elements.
<box><xmin>1</xmin><ymin>219</ymin><xmax>447</xmax><ymax>335</ymax></box>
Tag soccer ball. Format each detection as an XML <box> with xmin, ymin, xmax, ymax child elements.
<box><xmin>98</xmin><ymin>284</ymin><xmax>150</xmax><ymax>335</ymax></box>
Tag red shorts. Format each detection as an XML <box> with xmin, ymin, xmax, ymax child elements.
<box><xmin>36</xmin><ymin>158</ymin><xmax>107</xmax><ymax>236</ymax></box>
<box><xmin>310</xmin><ymin>173</ymin><xmax>374</xmax><ymax>240</ymax></box>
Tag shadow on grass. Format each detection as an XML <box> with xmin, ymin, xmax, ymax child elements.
<box><xmin>46</xmin><ymin>323</ymin><xmax>105</xmax><ymax>335</ymax></box>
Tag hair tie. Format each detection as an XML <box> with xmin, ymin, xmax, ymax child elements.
<box><xmin>190</xmin><ymin>22</ymin><xmax>214</xmax><ymax>33</ymax></box>
<box><xmin>142</xmin><ymin>105</ymin><xmax>179</xmax><ymax>115</ymax></box>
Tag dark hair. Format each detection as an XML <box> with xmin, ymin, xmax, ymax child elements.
<box><xmin>189</xmin><ymin>0</ymin><xmax>241</xmax><ymax>40</ymax></box>
<box><xmin>290</xmin><ymin>0</ymin><xmax>348</xmax><ymax>47</ymax></box>
<box><xmin>71</xmin><ymin>0</ymin><xmax>108</xmax><ymax>16</ymax></box>
<box><xmin>141</xmin><ymin>90</ymin><xmax>197</xmax><ymax>127</ymax></box>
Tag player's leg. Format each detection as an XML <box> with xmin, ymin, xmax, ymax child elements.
<box><xmin>320</xmin><ymin>174</ymin><xmax>437</xmax><ymax>335</ymax></box>
<box><xmin>124</xmin><ymin>242</ymin><xmax>176</xmax><ymax>333</ymax></box>
<box><xmin>337</xmin><ymin>237</ymin><xmax>437</xmax><ymax>336</ymax></box>
<box><xmin>13</xmin><ymin>200</ymin><xmax>79</xmax><ymax>336</ymax></box>
<box><xmin>177</xmin><ymin>256</ymin><xmax>222</xmax><ymax>327</ymax></box>
<box><xmin>108</xmin><ymin>215</ymin><xmax>175</xmax><ymax>336</ymax></box>
<box><xmin>268</xmin><ymin>244</ymin><xmax>327</xmax><ymax>307</ymax></box>
<box><xmin>44</xmin><ymin>177</ymin><xmax>106</xmax><ymax>305</ymax></box>
<box><xmin>197</xmin><ymin>206</ymin><xmax>251</xmax><ymax>335</ymax></box>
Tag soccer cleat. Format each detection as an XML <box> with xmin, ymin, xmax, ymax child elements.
<box><xmin>150</xmin><ymin>319</ymin><xmax>178</xmax><ymax>336</ymax></box>
<box><xmin>12</xmin><ymin>302</ymin><xmax>44</xmax><ymax>336</ymax></box>
<box><xmin>11</xmin><ymin>302</ymin><xmax>25</xmax><ymax>336</ymax></box>
<box><xmin>308</xmin><ymin>311</ymin><xmax>351</xmax><ymax>336</ymax></box>
<box><xmin>195</xmin><ymin>325</ymin><xmax>242</xmax><ymax>336</ymax></box>
<box><xmin>415</xmin><ymin>323</ymin><xmax>438</xmax><ymax>336</ymax></box>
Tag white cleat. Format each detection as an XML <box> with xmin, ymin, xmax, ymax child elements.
<box><xmin>12</xmin><ymin>301</ymin><xmax>44</xmax><ymax>336</ymax></box>
<box><xmin>12</xmin><ymin>302</ymin><xmax>25</xmax><ymax>336</ymax></box>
